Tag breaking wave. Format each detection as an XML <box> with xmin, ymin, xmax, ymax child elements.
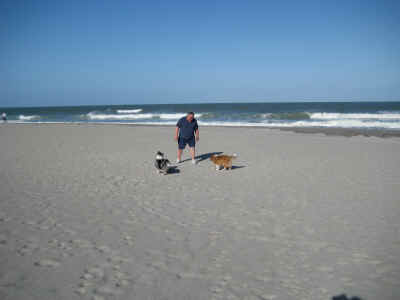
<box><xmin>85</xmin><ymin>112</ymin><xmax>202</xmax><ymax>120</ymax></box>
<box><xmin>263</xmin><ymin>112</ymin><xmax>311</xmax><ymax>120</ymax></box>
<box><xmin>310</xmin><ymin>112</ymin><xmax>400</xmax><ymax>120</ymax></box>
<box><xmin>19</xmin><ymin>115</ymin><xmax>41</xmax><ymax>121</ymax></box>
<box><xmin>116</xmin><ymin>109</ymin><xmax>142</xmax><ymax>114</ymax></box>
<box><xmin>86</xmin><ymin>112</ymin><xmax>154</xmax><ymax>120</ymax></box>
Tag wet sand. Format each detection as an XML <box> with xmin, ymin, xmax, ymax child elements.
<box><xmin>0</xmin><ymin>124</ymin><xmax>399</xmax><ymax>300</ymax></box>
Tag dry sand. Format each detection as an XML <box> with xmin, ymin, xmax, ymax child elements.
<box><xmin>0</xmin><ymin>124</ymin><xmax>399</xmax><ymax>300</ymax></box>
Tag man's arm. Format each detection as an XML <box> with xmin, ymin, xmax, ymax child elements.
<box><xmin>195</xmin><ymin>128</ymin><xmax>199</xmax><ymax>142</ymax></box>
<box><xmin>174</xmin><ymin>127</ymin><xmax>179</xmax><ymax>141</ymax></box>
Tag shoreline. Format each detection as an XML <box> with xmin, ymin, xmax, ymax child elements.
<box><xmin>3</xmin><ymin>121</ymin><xmax>400</xmax><ymax>138</ymax></box>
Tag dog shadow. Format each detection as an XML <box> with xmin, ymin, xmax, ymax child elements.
<box><xmin>181</xmin><ymin>151</ymin><xmax>223</xmax><ymax>163</ymax></box>
<box><xmin>167</xmin><ymin>166</ymin><xmax>180</xmax><ymax>174</ymax></box>
<box><xmin>332</xmin><ymin>294</ymin><xmax>363</xmax><ymax>300</ymax></box>
<box><xmin>231</xmin><ymin>165</ymin><xmax>245</xmax><ymax>170</ymax></box>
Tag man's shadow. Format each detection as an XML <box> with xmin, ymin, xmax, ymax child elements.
<box><xmin>181</xmin><ymin>151</ymin><xmax>223</xmax><ymax>163</ymax></box>
<box><xmin>196</xmin><ymin>151</ymin><xmax>224</xmax><ymax>162</ymax></box>
<box><xmin>182</xmin><ymin>152</ymin><xmax>246</xmax><ymax>170</ymax></box>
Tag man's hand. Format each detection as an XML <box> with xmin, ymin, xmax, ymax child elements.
<box><xmin>174</xmin><ymin>135</ymin><xmax>178</xmax><ymax>141</ymax></box>
<box><xmin>195</xmin><ymin>135</ymin><xmax>199</xmax><ymax>142</ymax></box>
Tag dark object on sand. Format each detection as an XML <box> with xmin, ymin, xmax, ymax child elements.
<box><xmin>332</xmin><ymin>294</ymin><xmax>363</xmax><ymax>300</ymax></box>
<box><xmin>155</xmin><ymin>151</ymin><xmax>172</xmax><ymax>175</ymax></box>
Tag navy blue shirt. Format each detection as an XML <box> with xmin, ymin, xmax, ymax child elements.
<box><xmin>176</xmin><ymin>117</ymin><xmax>198</xmax><ymax>139</ymax></box>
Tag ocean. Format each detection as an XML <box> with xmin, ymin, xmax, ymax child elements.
<box><xmin>2</xmin><ymin>102</ymin><xmax>400</xmax><ymax>130</ymax></box>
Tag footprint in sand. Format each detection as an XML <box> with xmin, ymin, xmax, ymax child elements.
<box><xmin>47</xmin><ymin>239</ymin><xmax>74</xmax><ymax>256</ymax></box>
<box><xmin>34</xmin><ymin>259</ymin><xmax>61</xmax><ymax>267</ymax></box>
<box><xmin>77</xmin><ymin>267</ymin><xmax>132</xmax><ymax>298</ymax></box>
<box><xmin>95</xmin><ymin>245</ymin><xmax>111</xmax><ymax>254</ymax></box>
<box><xmin>121</xmin><ymin>234</ymin><xmax>135</xmax><ymax>246</ymax></box>
<box><xmin>16</xmin><ymin>239</ymin><xmax>40</xmax><ymax>256</ymax></box>
<box><xmin>62</xmin><ymin>228</ymin><xmax>77</xmax><ymax>236</ymax></box>
<box><xmin>107</xmin><ymin>255</ymin><xmax>133</xmax><ymax>265</ymax></box>
<box><xmin>69</xmin><ymin>238</ymin><xmax>93</xmax><ymax>250</ymax></box>
<box><xmin>0</xmin><ymin>214</ymin><xmax>12</xmax><ymax>223</ymax></box>
<box><xmin>0</xmin><ymin>234</ymin><xmax>7</xmax><ymax>246</ymax></box>
<box><xmin>76</xmin><ymin>251</ymin><xmax>134</xmax><ymax>299</ymax></box>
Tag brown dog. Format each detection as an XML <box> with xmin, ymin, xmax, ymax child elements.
<box><xmin>210</xmin><ymin>154</ymin><xmax>237</xmax><ymax>170</ymax></box>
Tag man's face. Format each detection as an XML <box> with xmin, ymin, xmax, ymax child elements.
<box><xmin>186</xmin><ymin>114</ymin><xmax>194</xmax><ymax>122</ymax></box>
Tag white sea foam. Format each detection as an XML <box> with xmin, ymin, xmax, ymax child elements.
<box><xmin>86</xmin><ymin>112</ymin><xmax>154</xmax><ymax>120</ymax></box>
<box><xmin>11</xmin><ymin>112</ymin><xmax>400</xmax><ymax>130</ymax></box>
<box><xmin>116</xmin><ymin>109</ymin><xmax>142</xmax><ymax>114</ymax></box>
<box><xmin>196</xmin><ymin>120</ymin><xmax>400</xmax><ymax>129</ymax></box>
<box><xmin>19</xmin><ymin>115</ymin><xmax>41</xmax><ymax>121</ymax></box>
<box><xmin>86</xmin><ymin>112</ymin><xmax>202</xmax><ymax>120</ymax></box>
<box><xmin>263</xmin><ymin>120</ymin><xmax>400</xmax><ymax>129</ymax></box>
<box><xmin>158</xmin><ymin>113</ymin><xmax>186</xmax><ymax>120</ymax></box>
<box><xmin>9</xmin><ymin>119</ymin><xmax>400</xmax><ymax>129</ymax></box>
<box><xmin>310</xmin><ymin>112</ymin><xmax>400</xmax><ymax>120</ymax></box>
<box><xmin>159</xmin><ymin>113</ymin><xmax>202</xmax><ymax>119</ymax></box>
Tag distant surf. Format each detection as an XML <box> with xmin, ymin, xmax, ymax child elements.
<box><xmin>84</xmin><ymin>112</ymin><xmax>201</xmax><ymax>120</ymax></box>
<box><xmin>2</xmin><ymin>102</ymin><xmax>400</xmax><ymax>130</ymax></box>
<box><xmin>19</xmin><ymin>115</ymin><xmax>41</xmax><ymax>121</ymax></box>
<box><xmin>116</xmin><ymin>109</ymin><xmax>142</xmax><ymax>113</ymax></box>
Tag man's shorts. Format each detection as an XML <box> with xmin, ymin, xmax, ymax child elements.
<box><xmin>178</xmin><ymin>136</ymin><xmax>195</xmax><ymax>149</ymax></box>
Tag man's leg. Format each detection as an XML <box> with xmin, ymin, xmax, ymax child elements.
<box><xmin>177</xmin><ymin>137</ymin><xmax>184</xmax><ymax>162</ymax></box>
<box><xmin>189</xmin><ymin>147</ymin><xmax>195</xmax><ymax>162</ymax></box>
<box><xmin>188</xmin><ymin>137</ymin><xmax>196</xmax><ymax>163</ymax></box>
<box><xmin>177</xmin><ymin>149</ymin><xmax>183</xmax><ymax>162</ymax></box>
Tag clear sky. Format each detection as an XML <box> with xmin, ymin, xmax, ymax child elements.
<box><xmin>1</xmin><ymin>0</ymin><xmax>399</xmax><ymax>107</ymax></box>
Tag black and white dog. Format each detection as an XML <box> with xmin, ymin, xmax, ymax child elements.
<box><xmin>155</xmin><ymin>151</ymin><xmax>171</xmax><ymax>175</ymax></box>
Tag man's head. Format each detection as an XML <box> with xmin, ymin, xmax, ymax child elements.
<box><xmin>186</xmin><ymin>112</ymin><xmax>195</xmax><ymax>122</ymax></box>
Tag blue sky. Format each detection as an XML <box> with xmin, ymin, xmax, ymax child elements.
<box><xmin>1</xmin><ymin>0</ymin><xmax>399</xmax><ymax>107</ymax></box>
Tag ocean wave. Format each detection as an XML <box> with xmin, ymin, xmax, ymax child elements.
<box><xmin>158</xmin><ymin>113</ymin><xmax>187</xmax><ymax>120</ymax></box>
<box><xmin>158</xmin><ymin>113</ymin><xmax>202</xmax><ymax>119</ymax></box>
<box><xmin>19</xmin><ymin>115</ymin><xmax>41</xmax><ymax>121</ymax></box>
<box><xmin>8</xmin><ymin>119</ymin><xmax>400</xmax><ymax>129</ymax></box>
<box><xmin>85</xmin><ymin>112</ymin><xmax>202</xmax><ymax>120</ymax></box>
<box><xmin>263</xmin><ymin>120</ymin><xmax>400</xmax><ymax>129</ymax></box>
<box><xmin>86</xmin><ymin>112</ymin><xmax>154</xmax><ymax>120</ymax></box>
<box><xmin>263</xmin><ymin>112</ymin><xmax>311</xmax><ymax>120</ymax></box>
<box><xmin>116</xmin><ymin>109</ymin><xmax>142</xmax><ymax>114</ymax></box>
<box><xmin>310</xmin><ymin>112</ymin><xmax>400</xmax><ymax>120</ymax></box>
<box><xmin>199</xmin><ymin>112</ymin><xmax>218</xmax><ymax>120</ymax></box>
<box><xmin>196</xmin><ymin>119</ymin><xmax>400</xmax><ymax>129</ymax></box>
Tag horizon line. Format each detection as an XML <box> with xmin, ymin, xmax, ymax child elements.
<box><xmin>1</xmin><ymin>99</ymin><xmax>400</xmax><ymax>109</ymax></box>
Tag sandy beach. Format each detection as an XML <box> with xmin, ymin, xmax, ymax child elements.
<box><xmin>0</xmin><ymin>123</ymin><xmax>399</xmax><ymax>300</ymax></box>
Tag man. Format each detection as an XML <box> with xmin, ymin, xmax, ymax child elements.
<box><xmin>1</xmin><ymin>112</ymin><xmax>6</xmax><ymax>123</ymax></box>
<box><xmin>175</xmin><ymin>112</ymin><xmax>199</xmax><ymax>164</ymax></box>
